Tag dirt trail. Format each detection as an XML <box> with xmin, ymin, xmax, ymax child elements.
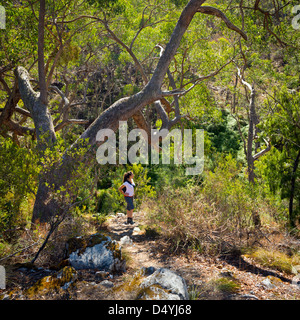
<box><xmin>104</xmin><ymin>211</ymin><xmax>300</xmax><ymax>300</ymax></box>
<box><xmin>2</xmin><ymin>211</ymin><xmax>300</xmax><ymax>300</ymax></box>
<box><xmin>106</xmin><ymin>212</ymin><xmax>166</xmax><ymax>269</ymax></box>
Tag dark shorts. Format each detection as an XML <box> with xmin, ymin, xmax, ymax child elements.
<box><xmin>124</xmin><ymin>196</ymin><xmax>134</xmax><ymax>210</ymax></box>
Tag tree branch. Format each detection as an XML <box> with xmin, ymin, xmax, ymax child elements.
<box><xmin>54</xmin><ymin>119</ymin><xmax>90</xmax><ymax>132</ymax></box>
<box><xmin>253</xmin><ymin>139</ymin><xmax>271</xmax><ymax>161</ymax></box>
<box><xmin>46</xmin><ymin>45</ymin><xmax>65</xmax><ymax>89</ymax></box>
<box><xmin>49</xmin><ymin>85</ymin><xmax>69</xmax><ymax>106</ymax></box>
<box><xmin>15</xmin><ymin>66</ymin><xmax>56</xmax><ymax>146</ymax></box>
<box><xmin>149</xmin><ymin>0</ymin><xmax>247</xmax><ymax>90</ymax></box>
<box><xmin>130</xmin><ymin>4</ymin><xmax>167</xmax><ymax>50</ymax></box>
<box><xmin>0</xmin><ymin>80</ymin><xmax>20</xmax><ymax>127</ymax></box>
<box><xmin>162</xmin><ymin>57</ymin><xmax>235</xmax><ymax>97</ymax></box>
<box><xmin>5</xmin><ymin>119</ymin><xmax>35</xmax><ymax>136</ymax></box>
<box><xmin>15</xmin><ymin>106</ymin><xmax>32</xmax><ymax>118</ymax></box>
<box><xmin>236</xmin><ymin>65</ymin><xmax>252</xmax><ymax>91</ymax></box>
<box><xmin>103</xmin><ymin>21</ymin><xmax>148</xmax><ymax>84</ymax></box>
<box><xmin>197</xmin><ymin>6</ymin><xmax>247</xmax><ymax>41</ymax></box>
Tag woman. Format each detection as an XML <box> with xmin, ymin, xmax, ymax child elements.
<box><xmin>118</xmin><ymin>171</ymin><xmax>135</xmax><ymax>225</ymax></box>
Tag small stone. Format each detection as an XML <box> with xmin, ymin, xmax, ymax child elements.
<box><xmin>240</xmin><ymin>294</ymin><xmax>259</xmax><ymax>300</ymax></box>
<box><xmin>220</xmin><ymin>269</ymin><xmax>234</xmax><ymax>278</ymax></box>
<box><xmin>116</xmin><ymin>212</ymin><xmax>126</xmax><ymax>217</ymax></box>
<box><xmin>25</xmin><ymin>266</ymin><xmax>77</xmax><ymax>298</ymax></box>
<box><xmin>66</xmin><ymin>233</ymin><xmax>126</xmax><ymax>272</ymax></box>
<box><xmin>99</xmin><ymin>280</ymin><xmax>114</xmax><ymax>288</ymax></box>
<box><xmin>261</xmin><ymin>278</ymin><xmax>276</xmax><ymax>289</ymax></box>
<box><xmin>95</xmin><ymin>271</ymin><xmax>109</xmax><ymax>279</ymax></box>
<box><xmin>144</xmin><ymin>266</ymin><xmax>156</xmax><ymax>276</ymax></box>
<box><xmin>119</xmin><ymin>235</ymin><xmax>132</xmax><ymax>246</ymax></box>
<box><xmin>138</xmin><ymin>268</ymin><xmax>188</xmax><ymax>300</ymax></box>
<box><xmin>132</xmin><ymin>227</ymin><xmax>144</xmax><ymax>235</ymax></box>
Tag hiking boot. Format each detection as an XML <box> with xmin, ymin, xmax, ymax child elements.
<box><xmin>125</xmin><ymin>218</ymin><xmax>134</xmax><ymax>225</ymax></box>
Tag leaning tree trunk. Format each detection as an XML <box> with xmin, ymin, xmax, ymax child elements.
<box><xmin>16</xmin><ymin>0</ymin><xmax>247</xmax><ymax>223</ymax></box>
<box><xmin>34</xmin><ymin>91</ymin><xmax>156</xmax><ymax>222</ymax></box>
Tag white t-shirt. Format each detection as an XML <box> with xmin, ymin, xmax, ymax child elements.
<box><xmin>122</xmin><ymin>180</ymin><xmax>135</xmax><ymax>197</ymax></box>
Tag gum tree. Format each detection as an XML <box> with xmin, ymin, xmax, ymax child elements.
<box><xmin>10</xmin><ymin>0</ymin><xmax>248</xmax><ymax>222</ymax></box>
<box><xmin>258</xmin><ymin>89</ymin><xmax>300</xmax><ymax>229</ymax></box>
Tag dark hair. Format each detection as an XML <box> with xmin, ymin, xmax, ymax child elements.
<box><xmin>123</xmin><ymin>171</ymin><xmax>133</xmax><ymax>183</ymax></box>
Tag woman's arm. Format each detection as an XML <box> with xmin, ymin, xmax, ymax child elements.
<box><xmin>118</xmin><ymin>185</ymin><xmax>125</xmax><ymax>195</ymax></box>
<box><xmin>131</xmin><ymin>179</ymin><xmax>135</xmax><ymax>196</ymax></box>
<box><xmin>118</xmin><ymin>184</ymin><xmax>128</xmax><ymax>196</ymax></box>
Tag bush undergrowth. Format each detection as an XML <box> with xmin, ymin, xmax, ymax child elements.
<box><xmin>248</xmin><ymin>248</ymin><xmax>300</xmax><ymax>275</ymax></box>
<box><xmin>142</xmin><ymin>155</ymin><xmax>284</xmax><ymax>256</ymax></box>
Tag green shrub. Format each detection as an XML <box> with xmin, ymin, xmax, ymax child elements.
<box><xmin>248</xmin><ymin>248</ymin><xmax>300</xmax><ymax>275</ymax></box>
<box><xmin>212</xmin><ymin>277</ymin><xmax>240</xmax><ymax>294</ymax></box>
<box><xmin>202</xmin><ymin>154</ymin><xmax>256</xmax><ymax>230</ymax></box>
<box><xmin>142</xmin><ymin>155</ymin><xmax>279</xmax><ymax>255</ymax></box>
<box><xmin>96</xmin><ymin>189</ymin><xmax>121</xmax><ymax>213</ymax></box>
<box><xmin>0</xmin><ymin>137</ymin><xmax>38</xmax><ymax>242</ymax></box>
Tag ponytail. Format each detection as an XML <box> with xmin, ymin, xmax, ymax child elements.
<box><xmin>123</xmin><ymin>171</ymin><xmax>133</xmax><ymax>183</ymax></box>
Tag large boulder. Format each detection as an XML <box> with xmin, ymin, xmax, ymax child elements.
<box><xmin>65</xmin><ymin>233</ymin><xmax>126</xmax><ymax>272</ymax></box>
<box><xmin>25</xmin><ymin>266</ymin><xmax>77</xmax><ymax>298</ymax></box>
<box><xmin>137</xmin><ymin>267</ymin><xmax>188</xmax><ymax>300</ymax></box>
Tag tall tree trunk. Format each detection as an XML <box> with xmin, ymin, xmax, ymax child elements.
<box><xmin>15</xmin><ymin>1</ymin><xmax>57</xmax><ymax>223</ymax></box>
<box><xmin>247</xmin><ymin>86</ymin><xmax>263</xmax><ymax>227</ymax></box>
<box><xmin>38</xmin><ymin>0</ymin><xmax>47</xmax><ymax>106</ymax></box>
<box><xmin>236</xmin><ymin>69</ymin><xmax>263</xmax><ymax>227</ymax></box>
<box><xmin>15</xmin><ymin>67</ymin><xmax>57</xmax><ymax>223</ymax></box>
<box><xmin>247</xmin><ymin>84</ymin><xmax>256</xmax><ymax>184</ymax></box>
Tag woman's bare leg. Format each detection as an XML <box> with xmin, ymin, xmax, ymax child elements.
<box><xmin>127</xmin><ymin>209</ymin><xmax>133</xmax><ymax>219</ymax></box>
